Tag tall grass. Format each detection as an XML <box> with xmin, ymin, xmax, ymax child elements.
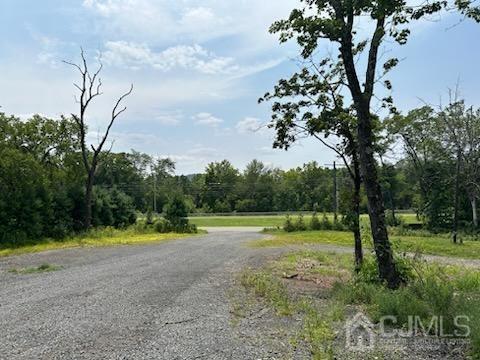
<box><xmin>334</xmin><ymin>261</ymin><xmax>480</xmax><ymax>357</ymax></box>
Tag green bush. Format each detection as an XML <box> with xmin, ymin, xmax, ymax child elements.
<box><xmin>164</xmin><ymin>195</ymin><xmax>188</xmax><ymax>227</ymax></box>
<box><xmin>310</xmin><ymin>212</ymin><xmax>322</xmax><ymax>230</ymax></box>
<box><xmin>145</xmin><ymin>209</ymin><xmax>154</xmax><ymax>225</ymax></box>
<box><xmin>235</xmin><ymin>199</ymin><xmax>256</xmax><ymax>212</ymax></box>
<box><xmin>0</xmin><ymin>149</ymin><xmax>51</xmax><ymax>244</ymax></box>
<box><xmin>321</xmin><ymin>213</ymin><xmax>332</xmax><ymax>230</ymax></box>
<box><xmin>92</xmin><ymin>187</ymin><xmax>137</xmax><ymax>229</ymax></box>
<box><xmin>295</xmin><ymin>214</ymin><xmax>307</xmax><ymax>231</ymax></box>
<box><xmin>335</xmin><ymin>261</ymin><xmax>480</xmax><ymax>356</ymax></box>
<box><xmin>154</xmin><ymin>219</ymin><xmax>197</xmax><ymax>234</ymax></box>
<box><xmin>332</xmin><ymin>219</ymin><xmax>346</xmax><ymax>231</ymax></box>
<box><xmin>283</xmin><ymin>215</ymin><xmax>296</xmax><ymax>232</ymax></box>
<box><xmin>213</xmin><ymin>199</ymin><xmax>231</xmax><ymax>213</ymax></box>
<box><xmin>356</xmin><ymin>250</ymin><xmax>414</xmax><ymax>285</ymax></box>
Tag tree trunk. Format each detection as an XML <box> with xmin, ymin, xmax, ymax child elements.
<box><xmin>453</xmin><ymin>149</ymin><xmax>461</xmax><ymax>244</ymax></box>
<box><xmin>356</xmin><ymin>105</ymin><xmax>401</xmax><ymax>289</ymax></box>
<box><xmin>389</xmin><ymin>189</ymin><xmax>397</xmax><ymax>225</ymax></box>
<box><xmin>472</xmin><ymin>197</ymin><xmax>478</xmax><ymax>228</ymax></box>
<box><xmin>352</xmin><ymin>157</ymin><xmax>363</xmax><ymax>272</ymax></box>
<box><xmin>84</xmin><ymin>171</ymin><xmax>95</xmax><ymax>230</ymax></box>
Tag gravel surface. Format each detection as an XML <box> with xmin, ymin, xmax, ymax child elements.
<box><xmin>0</xmin><ymin>230</ymin><xmax>296</xmax><ymax>360</ymax></box>
<box><xmin>1</xmin><ymin>229</ymin><xmax>477</xmax><ymax>360</ymax></box>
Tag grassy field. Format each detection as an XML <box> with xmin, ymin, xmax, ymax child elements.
<box><xmin>190</xmin><ymin>213</ymin><xmax>420</xmax><ymax>227</ymax></box>
<box><xmin>0</xmin><ymin>228</ymin><xmax>199</xmax><ymax>258</ymax></box>
<box><xmin>252</xmin><ymin>230</ymin><xmax>480</xmax><ymax>259</ymax></box>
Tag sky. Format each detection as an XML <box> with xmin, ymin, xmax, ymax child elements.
<box><xmin>0</xmin><ymin>0</ymin><xmax>479</xmax><ymax>174</ymax></box>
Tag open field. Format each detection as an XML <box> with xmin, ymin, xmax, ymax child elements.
<box><xmin>190</xmin><ymin>213</ymin><xmax>420</xmax><ymax>227</ymax></box>
<box><xmin>0</xmin><ymin>228</ymin><xmax>198</xmax><ymax>258</ymax></box>
<box><xmin>252</xmin><ymin>230</ymin><xmax>480</xmax><ymax>259</ymax></box>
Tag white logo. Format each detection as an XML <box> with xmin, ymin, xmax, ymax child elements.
<box><xmin>345</xmin><ymin>312</ymin><xmax>375</xmax><ymax>351</ymax></box>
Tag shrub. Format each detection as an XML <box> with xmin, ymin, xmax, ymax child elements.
<box><xmin>213</xmin><ymin>199</ymin><xmax>231</xmax><ymax>213</ymax></box>
<box><xmin>295</xmin><ymin>214</ymin><xmax>307</xmax><ymax>231</ymax></box>
<box><xmin>145</xmin><ymin>209</ymin><xmax>154</xmax><ymax>225</ymax></box>
<box><xmin>0</xmin><ymin>149</ymin><xmax>51</xmax><ymax>244</ymax></box>
<box><xmin>310</xmin><ymin>212</ymin><xmax>322</xmax><ymax>230</ymax></box>
<box><xmin>92</xmin><ymin>187</ymin><xmax>136</xmax><ymax>229</ymax></box>
<box><xmin>154</xmin><ymin>219</ymin><xmax>197</xmax><ymax>234</ymax></box>
<box><xmin>235</xmin><ymin>199</ymin><xmax>256</xmax><ymax>212</ymax></box>
<box><xmin>164</xmin><ymin>195</ymin><xmax>188</xmax><ymax>227</ymax></box>
<box><xmin>356</xmin><ymin>250</ymin><xmax>414</xmax><ymax>285</ymax></box>
<box><xmin>332</xmin><ymin>219</ymin><xmax>346</xmax><ymax>231</ymax></box>
<box><xmin>283</xmin><ymin>215</ymin><xmax>296</xmax><ymax>232</ymax></box>
<box><xmin>321</xmin><ymin>213</ymin><xmax>332</xmax><ymax>230</ymax></box>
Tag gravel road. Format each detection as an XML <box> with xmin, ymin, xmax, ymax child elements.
<box><xmin>1</xmin><ymin>228</ymin><xmax>477</xmax><ymax>360</ymax></box>
<box><xmin>0</xmin><ymin>229</ymin><xmax>293</xmax><ymax>360</ymax></box>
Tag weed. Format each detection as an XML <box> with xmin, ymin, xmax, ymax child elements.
<box><xmin>9</xmin><ymin>263</ymin><xmax>61</xmax><ymax>274</ymax></box>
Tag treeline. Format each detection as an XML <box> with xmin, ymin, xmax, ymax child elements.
<box><xmin>388</xmin><ymin>101</ymin><xmax>480</xmax><ymax>232</ymax></box>
<box><xmin>2</xmin><ymin>101</ymin><xmax>479</xmax><ymax>243</ymax></box>
<box><xmin>0</xmin><ymin>114</ymin><xmax>138</xmax><ymax>243</ymax></box>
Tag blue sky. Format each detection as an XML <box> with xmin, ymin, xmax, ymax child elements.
<box><xmin>1</xmin><ymin>0</ymin><xmax>479</xmax><ymax>174</ymax></box>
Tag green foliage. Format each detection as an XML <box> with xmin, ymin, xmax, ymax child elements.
<box><xmin>283</xmin><ymin>215</ymin><xmax>296</xmax><ymax>232</ymax></box>
<box><xmin>282</xmin><ymin>214</ymin><xmax>348</xmax><ymax>233</ymax></box>
<box><xmin>156</xmin><ymin>195</ymin><xmax>197</xmax><ymax>233</ymax></box>
<box><xmin>9</xmin><ymin>263</ymin><xmax>61</xmax><ymax>275</ymax></box>
<box><xmin>334</xmin><ymin>260</ymin><xmax>480</xmax><ymax>356</ymax></box>
<box><xmin>321</xmin><ymin>213</ymin><xmax>332</xmax><ymax>230</ymax></box>
<box><xmin>294</xmin><ymin>214</ymin><xmax>307</xmax><ymax>231</ymax></box>
<box><xmin>310</xmin><ymin>212</ymin><xmax>321</xmax><ymax>230</ymax></box>
<box><xmin>145</xmin><ymin>209</ymin><xmax>154</xmax><ymax>225</ymax></box>
<box><xmin>154</xmin><ymin>219</ymin><xmax>197</xmax><ymax>234</ymax></box>
<box><xmin>0</xmin><ymin>148</ymin><xmax>52</xmax><ymax>243</ymax></box>
<box><xmin>240</xmin><ymin>269</ymin><xmax>293</xmax><ymax>315</ymax></box>
<box><xmin>92</xmin><ymin>187</ymin><xmax>137</xmax><ymax>229</ymax></box>
<box><xmin>164</xmin><ymin>195</ymin><xmax>188</xmax><ymax>227</ymax></box>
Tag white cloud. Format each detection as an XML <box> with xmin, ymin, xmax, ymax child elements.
<box><xmin>158</xmin><ymin>145</ymin><xmax>223</xmax><ymax>172</ymax></box>
<box><xmin>236</xmin><ymin>117</ymin><xmax>265</xmax><ymax>134</ymax></box>
<box><xmin>83</xmin><ymin>0</ymin><xmax>158</xmax><ymax>19</ymax></box>
<box><xmin>82</xmin><ymin>0</ymin><xmax>298</xmax><ymax>50</ymax></box>
<box><xmin>87</xmin><ymin>130</ymin><xmax>164</xmax><ymax>150</ymax></box>
<box><xmin>180</xmin><ymin>7</ymin><xmax>216</xmax><ymax>27</ymax></box>
<box><xmin>258</xmin><ymin>146</ymin><xmax>278</xmax><ymax>155</ymax></box>
<box><xmin>187</xmin><ymin>146</ymin><xmax>219</xmax><ymax>157</ymax></box>
<box><xmin>155</xmin><ymin>111</ymin><xmax>183</xmax><ymax>126</ymax></box>
<box><xmin>193</xmin><ymin>112</ymin><xmax>224</xmax><ymax>127</ymax></box>
<box><xmin>103</xmin><ymin>41</ymin><xmax>238</xmax><ymax>74</ymax></box>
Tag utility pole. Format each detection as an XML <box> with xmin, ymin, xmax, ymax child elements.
<box><xmin>325</xmin><ymin>161</ymin><xmax>341</xmax><ymax>222</ymax></box>
<box><xmin>333</xmin><ymin>162</ymin><xmax>338</xmax><ymax>222</ymax></box>
<box><xmin>453</xmin><ymin>148</ymin><xmax>462</xmax><ymax>244</ymax></box>
<box><xmin>153</xmin><ymin>171</ymin><xmax>157</xmax><ymax>214</ymax></box>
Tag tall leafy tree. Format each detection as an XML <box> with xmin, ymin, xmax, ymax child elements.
<box><xmin>204</xmin><ymin>160</ymin><xmax>239</xmax><ymax>212</ymax></box>
<box><xmin>437</xmin><ymin>100</ymin><xmax>480</xmax><ymax>235</ymax></box>
<box><xmin>260</xmin><ymin>57</ymin><xmax>364</xmax><ymax>270</ymax></box>
<box><xmin>267</xmin><ymin>0</ymin><xmax>479</xmax><ymax>288</ymax></box>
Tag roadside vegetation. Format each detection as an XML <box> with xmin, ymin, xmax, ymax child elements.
<box><xmin>190</xmin><ymin>213</ymin><xmax>420</xmax><ymax>228</ymax></box>
<box><xmin>239</xmin><ymin>250</ymin><xmax>480</xmax><ymax>359</ymax></box>
<box><xmin>8</xmin><ymin>263</ymin><xmax>62</xmax><ymax>275</ymax></box>
<box><xmin>250</xmin><ymin>215</ymin><xmax>480</xmax><ymax>260</ymax></box>
<box><xmin>0</xmin><ymin>196</ymin><xmax>198</xmax><ymax>258</ymax></box>
<box><xmin>0</xmin><ymin>223</ymin><xmax>200</xmax><ymax>258</ymax></box>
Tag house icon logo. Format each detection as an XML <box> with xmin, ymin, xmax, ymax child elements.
<box><xmin>345</xmin><ymin>312</ymin><xmax>375</xmax><ymax>351</ymax></box>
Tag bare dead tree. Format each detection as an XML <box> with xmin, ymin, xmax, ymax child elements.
<box><xmin>64</xmin><ymin>49</ymin><xmax>133</xmax><ymax>229</ymax></box>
